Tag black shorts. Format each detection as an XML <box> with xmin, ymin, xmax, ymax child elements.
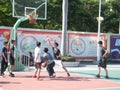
<box><xmin>98</xmin><ymin>58</ymin><xmax>107</xmax><ymax>68</ymax></box>
<box><xmin>10</xmin><ymin>57</ymin><xmax>15</xmax><ymax>65</ymax></box>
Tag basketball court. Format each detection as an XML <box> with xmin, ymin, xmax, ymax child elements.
<box><xmin>0</xmin><ymin>64</ymin><xmax>120</xmax><ymax>90</ymax></box>
<box><xmin>0</xmin><ymin>0</ymin><xmax>120</xmax><ymax>90</ymax></box>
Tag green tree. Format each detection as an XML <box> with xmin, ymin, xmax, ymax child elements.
<box><xmin>101</xmin><ymin>0</ymin><xmax>120</xmax><ymax>33</ymax></box>
<box><xmin>0</xmin><ymin>0</ymin><xmax>120</xmax><ymax>33</ymax></box>
<box><xmin>0</xmin><ymin>0</ymin><xmax>16</xmax><ymax>26</ymax></box>
<box><xmin>68</xmin><ymin>0</ymin><xmax>98</xmax><ymax>32</ymax></box>
<box><xmin>34</xmin><ymin>0</ymin><xmax>66</xmax><ymax>30</ymax></box>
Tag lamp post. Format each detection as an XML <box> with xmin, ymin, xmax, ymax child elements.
<box><xmin>61</xmin><ymin>0</ymin><xmax>68</xmax><ymax>56</ymax></box>
<box><xmin>97</xmin><ymin>0</ymin><xmax>102</xmax><ymax>61</ymax></box>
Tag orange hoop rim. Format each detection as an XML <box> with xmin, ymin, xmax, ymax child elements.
<box><xmin>27</xmin><ymin>13</ymin><xmax>38</xmax><ymax>24</ymax></box>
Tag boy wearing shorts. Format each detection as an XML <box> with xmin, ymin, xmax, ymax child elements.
<box><xmin>96</xmin><ymin>41</ymin><xmax>109</xmax><ymax>79</ymax></box>
<box><xmin>0</xmin><ymin>42</ymin><xmax>8</xmax><ymax>77</ymax></box>
<box><xmin>32</xmin><ymin>42</ymin><xmax>41</xmax><ymax>80</ymax></box>
<box><xmin>9</xmin><ymin>40</ymin><xmax>16</xmax><ymax>77</ymax></box>
<box><xmin>48</xmin><ymin>40</ymin><xmax>70</xmax><ymax>77</ymax></box>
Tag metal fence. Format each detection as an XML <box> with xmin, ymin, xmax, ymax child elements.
<box><xmin>16</xmin><ymin>53</ymin><xmax>34</xmax><ymax>71</ymax></box>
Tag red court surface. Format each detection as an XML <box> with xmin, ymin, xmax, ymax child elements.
<box><xmin>0</xmin><ymin>72</ymin><xmax>120</xmax><ymax>90</ymax></box>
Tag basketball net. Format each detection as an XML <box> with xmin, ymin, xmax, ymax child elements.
<box><xmin>27</xmin><ymin>13</ymin><xmax>38</xmax><ymax>24</ymax></box>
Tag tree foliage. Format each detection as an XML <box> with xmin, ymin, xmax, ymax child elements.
<box><xmin>0</xmin><ymin>0</ymin><xmax>119</xmax><ymax>33</ymax></box>
<box><xmin>0</xmin><ymin>0</ymin><xmax>16</xmax><ymax>26</ymax></box>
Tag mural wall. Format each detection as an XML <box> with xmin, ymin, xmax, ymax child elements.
<box><xmin>17</xmin><ymin>30</ymin><xmax>61</xmax><ymax>57</ymax></box>
<box><xmin>0</xmin><ymin>28</ymin><xmax>10</xmax><ymax>59</ymax></box>
<box><xmin>0</xmin><ymin>27</ymin><xmax>107</xmax><ymax>60</ymax></box>
<box><xmin>110</xmin><ymin>35</ymin><xmax>120</xmax><ymax>60</ymax></box>
<box><xmin>68</xmin><ymin>33</ymin><xmax>106</xmax><ymax>60</ymax></box>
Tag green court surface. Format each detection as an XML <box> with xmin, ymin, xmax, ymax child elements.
<box><xmin>71</xmin><ymin>69</ymin><xmax>120</xmax><ymax>90</ymax></box>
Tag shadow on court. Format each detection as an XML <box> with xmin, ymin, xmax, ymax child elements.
<box><xmin>15</xmin><ymin>74</ymin><xmax>95</xmax><ymax>81</ymax></box>
<box><xmin>0</xmin><ymin>81</ymin><xmax>21</xmax><ymax>84</ymax></box>
<box><xmin>49</xmin><ymin>76</ymin><xmax>93</xmax><ymax>81</ymax></box>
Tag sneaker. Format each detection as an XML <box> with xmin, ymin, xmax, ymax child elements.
<box><xmin>53</xmin><ymin>73</ymin><xmax>56</xmax><ymax>78</ymax></box>
<box><xmin>9</xmin><ymin>73</ymin><xmax>14</xmax><ymax>77</ymax></box>
<box><xmin>1</xmin><ymin>72</ymin><xmax>4</xmax><ymax>75</ymax></box>
<box><xmin>10</xmin><ymin>72</ymin><xmax>14</xmax><ymax>76</ymax></box>
<box><xmin>1</xmin><ymin>73</ymin><xmax>5</xmax><ymax>78</ymax></box>
<box><xmin>9</xmin><ymin>74</ymin><xmax>14</xmax><ymax>77</ymax></box>
<box><xmin>37</xmin><ymin>76</ymin><xmax>40</xmax><ymax>80</ymax></box>
<box><xmin>96</xmin><ymin>74</ymin><xmax>100</xmax><ymax>78</ymax></box>
<box><xmin>105</xmin><ymin>76</ymin><xmax>109</xmax><ymax>79</ymax></box>
<box><xmin>2</xmin><ymin>73</ymin><xmax>5</xmax><ymax>75</ymax></box>
<box><xmin>32</xmin><ymin>76</ymin><xmax>37</xmax><ymax>78</ymax></box>
<box><xmin>11</xmin><ymin>73</ymin><xmax>14</xmax><ymax>75</ymax></box>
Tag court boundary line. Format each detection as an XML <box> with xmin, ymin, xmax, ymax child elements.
<box><xmin>87</xmin><ymin>86</ymin><xmax>120</xmax><ymax>90</ymax></box>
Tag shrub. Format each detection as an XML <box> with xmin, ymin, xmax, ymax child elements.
<box><xmin>61</xmin><ymin>55</ymin><xmax>76</xmax><ymax>62</ymax></box>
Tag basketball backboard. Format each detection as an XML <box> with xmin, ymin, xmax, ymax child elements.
<box><xmin>12</xmin><ymin>0</ymin><xmax>47</xmax><ymax>20</ymax></box>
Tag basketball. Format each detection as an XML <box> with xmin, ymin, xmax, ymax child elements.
<box><xmin>42</xmin><ymin>61</ymin><xmax>47</xmax><ymax>67</ymax></box>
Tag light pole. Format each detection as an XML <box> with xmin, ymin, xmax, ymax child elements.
<box><xmin>97</xmin><ymin>0</ymin><xmax>102</xmax><ymax>61</ymax></box>
<box><xmin>61</xmin><ymin>0</ymin><xmax>68</xmax><ymax>56</ymax></box>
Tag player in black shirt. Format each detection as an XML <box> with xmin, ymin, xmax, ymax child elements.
<box><xmin>0</xmin><ymin>42</ymin><xmax>8</xmax><ymax>77</ymax></box>
<box><xmin>52</xmin><ymin>46</ymin><xmax>61</xmax><ymax>60</ymax></box>
<box><xmin>9</xmin><ymin>40</ymin><xmax>16</xmax><ymax>77</ymax></box>
<box><xmin>96</xmin><ymin>41</ymin><xmax>109</xmax><ymax>79</ymax></box>
<box><xmin>48</xmin><ymin>40</ymin><xmax>70</xmax><ymax>77</ymax></box>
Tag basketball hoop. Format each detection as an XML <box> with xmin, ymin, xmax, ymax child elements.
<box><xmin>27</xmin><ymin>13</ymin><xmax>38</xmax><ymax>24</ymax></box>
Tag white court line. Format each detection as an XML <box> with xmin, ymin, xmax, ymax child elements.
<box><xmin>0</xmin><ymin>88</ymin><xmax>3</xmax><ymax>90</ymax></box>
<box><xmin>87</xmin><ymin>87</ymin><xmax>120</xmax><ymax>90</ymax></box>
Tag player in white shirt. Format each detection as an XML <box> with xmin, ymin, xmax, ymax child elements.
<box><xmin>32</xmin><ymin>42</ymin><xmax>41</xmax><ymax>80</ymax></box>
